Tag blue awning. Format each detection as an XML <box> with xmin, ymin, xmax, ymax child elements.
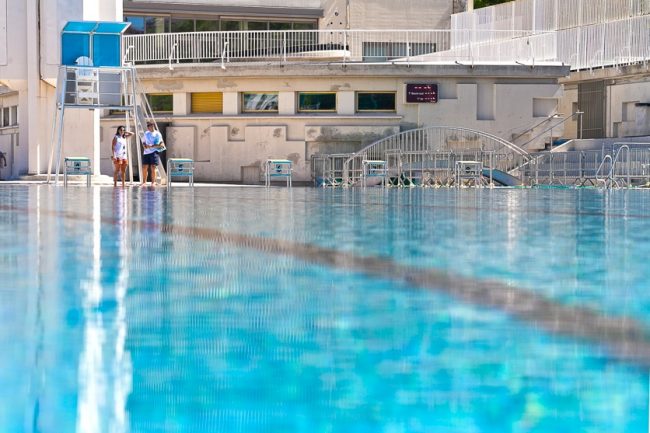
<box><xmin>62</xmin><ymin>21</ymin><xmax>130</xmax><ymax>35</ymax></box>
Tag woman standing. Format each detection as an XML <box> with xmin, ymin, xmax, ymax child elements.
<box><xmin>112</xmin><ymin>126</ymin><xmax>133</xmax><ymax>187</ymax></box>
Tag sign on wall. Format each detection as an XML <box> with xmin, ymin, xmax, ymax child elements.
<box><xmin>405</xmin><ymin>83</ymin><xmax>438</xmax><ymax>103</ymax></box>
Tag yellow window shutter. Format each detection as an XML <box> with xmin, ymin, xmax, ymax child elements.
<box><xmin>191</xmin><ymin>92</ymin><xmax>223</xmax><ymax>113</ymax></box>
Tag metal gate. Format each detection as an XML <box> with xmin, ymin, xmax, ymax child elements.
<box><xmin>578</xmin><ymin>81</ymin><xmax>605</xmax><ymax>139</ymax></box>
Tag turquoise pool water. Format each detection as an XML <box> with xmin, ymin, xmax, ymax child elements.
<box><xmin>1</xmin><ymin>184</ymin><xmax>649</xmax><ymax>433</ymax></box>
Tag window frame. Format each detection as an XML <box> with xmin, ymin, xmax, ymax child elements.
<box><xmin>355</xmin><ymin>91</ymin><xmax>397</xmax><ymax>113</ymax></box>
<box><xmin>297</xmin><ymin>92</ymin><xmax>337</xmax><ymax>113</ymax></box>
<box><xmin>146</xmin><ymin>93</ymin><xmax>173</xmax><ymax>113</ymax></box>
<box><xmin>241</xmin><ymin>92</ymin><xmax>279</xmax><ymax>113</ymax></box>
<box><xmin>1</xmin><ymin>107</ymin><xmax>9</xmax><ymax>127</ymax></box>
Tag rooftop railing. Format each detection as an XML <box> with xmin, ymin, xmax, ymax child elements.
<box><xmin>451</xmin><ymin>0</ymin><xmax>650</xmax><ymax>71</ymax></box>
<box><xmin>122</xmin><ymin>29</ymin><xmax>542</xmax><ymax>66</ymax></box>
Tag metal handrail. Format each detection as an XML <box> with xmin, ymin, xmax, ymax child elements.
<box><xmin>168</xmin><ymin>42</ymin><xmax>178</xmax><ymax>71</ymax></box>
<box><xmin>340</xmin><ymin>126</ymin><xmax>530</xmax><ymax>186</ymax></box>
<box><xmin>518</xmin><ymin>111</ymin><xmax>584</xmax><ymax>150</ymax></box>
<box><xmin>123</xmin><ymin>29</ymin><xmax>537</xmax><ymax>65</ymax></box>
<box><xmin>609</xmin><ymin>145</ymin><xmax>630</xmax><ymax>186</ymax></box>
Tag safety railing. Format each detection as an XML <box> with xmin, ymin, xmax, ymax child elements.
<box><xmin>451</xmin><ymin>0</ymin><xmax>650</xmax><ymax>71</ymax></box>
<box><xmin>311</xmin><ymin>153</ymin><xmax>353</xmax><ymax>187</ymax></box>
<box><xmin>418</xmin><ymin>31</ymin><xmax>556</xmax><ymax>65</ymax></box>
<box><xmin>340</xmin><ymin>126</ymin><xmax>531</xmax><ymax>187</ymax></box>
<box><xmin>519</xmin><ymin>146</ymin><xmax>650</xmax><ymax>187</ymax></box>
<box><xmin>452</xmin><ymin>0</ymin><xmax>650</xmax><ymax>34</ymax></box>
<box><xmin>122</xmin><ymin>29</ymin><xmax>539</xmax><ymax>65</ymax></box>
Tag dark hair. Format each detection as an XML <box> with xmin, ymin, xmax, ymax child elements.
<box><xmin>115</xmin><ymin>126</ymin><xmax>125</xmax><ymax>136</ymax></box>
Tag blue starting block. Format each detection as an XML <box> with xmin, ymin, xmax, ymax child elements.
<box><xmin>64</xmin><ymin>157</ymin><xmax>92</xmax><ymax>187</ymax></box>
<box><xmin>265</xmin><ymin>159</ymin><xmax>292</xmax><ymax>187</ymax></box>
<box><xmin>167</xmin><ymin>158</ymin><xmax>194</xmax><ymax>188</ymax></box>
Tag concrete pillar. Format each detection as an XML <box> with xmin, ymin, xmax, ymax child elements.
<box><xmin>223</xmin><ymin>92</ymin><xmax>239</xmax><ymax>115</ymax></box>
<box><xmin>26</xmin><ymin>0</ymin><xmax>40</xmax><ymax>174</ymax></box>
<box><xmin>278</xmin><ymin>91</ymin><xmax>295</xmax><ymax>115</ymax></box>
<box><xmin>173</xmin><ymin>93</ymin><xmax>190</xmax><ymax>115</ymax></box>
<box><xmin>338</xmin><ymin>91</ymin><xmax>355</xmax><ymax>115</ymax></box>
<box><xmin>92</xmin><ymin>110</ymin><xmax>101</xmax><ymax>176</ymax></box>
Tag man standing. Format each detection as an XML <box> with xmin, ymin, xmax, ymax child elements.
<box><xmin>142</xmin><ymin>121</ymin><xmax>164</xmax><ymax>186</ymax></box>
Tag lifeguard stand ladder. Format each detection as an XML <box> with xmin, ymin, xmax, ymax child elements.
<box><xmin>46</xmin><ymin>21</ymin><xmax>166</xmax><ymax>185</ymax></box>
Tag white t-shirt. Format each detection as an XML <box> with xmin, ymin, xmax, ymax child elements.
<box><xmin>113</xmin><ymin>135</ymin><xmax>128</xmax><ymax>160</ymax></box>
<box><xmin>144</xmin><ymin>130</ymin><xmax>163</xmax><ymax>155</ymax></box>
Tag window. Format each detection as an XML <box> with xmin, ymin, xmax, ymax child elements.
<box><xmin>356</xmin><ymin>92</ymin><xmax>396</xmax><ymax>112</ymax></box>
<box><xmin>147</xmin><ymin>94</ymin><xmax>173</xmax><ymax>113</ymax></box>
<box><xmin>124</xmin><ymin>16</ymin><xmax>145</xmax><ymax>35</ymax></box>
<box><xmin>191</xmin><ymin>92</ymin><xmax>223</xmax><ymax>114</ymax></box>
<box><xmin>124</xmin><ymin>16</ymin><xmax>317</xmax><ymax>34</ymax></box>
<box><xmin>293</xmin><ymin>22</ymin><xmax>317</xmax><ymax>30</ymax></box>
<box><xmin>125</xmin><ymin>15</ymin><xmax>169</xmax><ymax>34</ymax></box>
<box><xmin>171</xmin><ymin>18</ymin><xmax>194</xmax><ymax>33</ymax></box>
<box><xmin>221</xmin><ymin>20</ymin><xmax>242</xmax><ymax>31</ymax></box>
<box><xmin>246</xmin><ymin>21</ymin><xmax>267</xmax><ymax>31</ymax></box>
<box><xmin>2</xmin><ymin>107</ymin><xmax>9</xmax><ymax>127</ymax></box>
<box><xmin>145</xmin><ymin>16</ymin><xmax>169</xmax><ymax>34</ymax></box>
<box><xmin>242</xmin><ymin>93</ymin><xmax>278</xmax><ymax>113</ymax></box>
<box><xmin>270</xmin><ymin>22</ymin><xmax>292</xmax><ymax>31</ymax></box>
<box><xmin>298</xmin><ymin>92</ymin><xmax>336</xmax><ymax>112</ymax></box>
<box><xmin>10</xmin><ymin>106</ymin><xmax>17</xmax><ymax>125</ymax></box>
<box><xmin>195</xmin><ymin>20</ymin><xmax>219</xmax><ymax>32</ymax></box>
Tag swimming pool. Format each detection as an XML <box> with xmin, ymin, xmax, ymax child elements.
<box><xmin>1</xmin><ymin>184</ymin><xmax>649</xmax><ymax>433</ymax></box>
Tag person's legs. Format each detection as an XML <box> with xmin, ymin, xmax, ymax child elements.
<box><xmin>142</xmin><ymin>164</ymin><xmax>150</xmax><ymax>185</ymax></box>
<box><xmin>150</xmin><ymin>165</ymin><xmax>157</xmax><ymax>186</ymax></box>
<box><xmin>119</xmin><ymin>162</ymin><xmax>127</xmax><ymax>187</ymax></box>
<box><xmin>113</xmin><ymin>161</ymin><xmax>119</xmax><ymax>187</ymax></box>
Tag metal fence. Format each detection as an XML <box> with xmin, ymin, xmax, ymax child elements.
<box><xmin>338</xmin><ymin>126</ymin><xmax>531</xmax><ymax>186</ymax></box>
<box><xmin>451</xmin><ymin>0</ymin><xmax>650</xmax><ymax>71</ymax></box>
<box><xmin>122</xmin><ymin>29</ymin><xmax>538</xmax><ymax>65</ymax></box>
<box><xmin>521</xmin><ymin>146</ymin><xmax>650</xmax><ymax>187</ymax></box>
<box><xmin>452</xmin><ymin>0</ymin><xmax>650</xmax><ymax>33</ymax></box>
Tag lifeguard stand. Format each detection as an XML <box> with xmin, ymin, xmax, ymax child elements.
<box><xmin>46</xmin><ymin>21</ymin><xmax>166</xmax><ymax>185</ymax></box>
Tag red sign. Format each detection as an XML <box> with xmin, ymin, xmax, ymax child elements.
<box><xmin>406</xmin><ymin>83</ymin><xmax>438</xmax><ymax>103</ymax></box>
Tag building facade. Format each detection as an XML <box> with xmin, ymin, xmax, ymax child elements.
<box><xmin>1</xmin><ymin>0</ymin><xmax>570</xmax><ymax>182</ymax></box>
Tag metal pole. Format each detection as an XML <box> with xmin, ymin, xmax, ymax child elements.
<box><xmin>130</xmin><ymin>68</ymin><xmax>143</xmax><ymax>183</ymax></box>
<box><xmin>54</xmin><ymin>108</ymin><xmax>66</xmax><ymax>185</ymax></box>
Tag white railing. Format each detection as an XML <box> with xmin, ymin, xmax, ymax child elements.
<box><xmin>416</xmin><ymin>31</ymin><xmax>556</xmax><ymax>65</ymax></box>
<box><xmin>340</xmin><ymin>126</ymin><xmax>531</xmax><ymax>186</ymax></box>
<box><xmin>451</xmin><ymin>0</ymin><xmax>650</xmax><ymax>71</ymax></box>
<box><xmin>122</xmin><ymin>29</ymin><xmax>538</xmax><ymax>65</ymax></box>
<box><xmin>452</xmin><ymin>0</ymin><xmax>650</xmax><ymax>33</ymax></box>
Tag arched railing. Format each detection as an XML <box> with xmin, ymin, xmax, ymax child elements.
<box><xmin>341</xmin><ymin>126</ymin><xmax>531</xmax><ymax>186</ymax></box>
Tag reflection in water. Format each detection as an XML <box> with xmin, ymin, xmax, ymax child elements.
<box><xmin>1</xmin><ymin>186</ymin><xmax>650</xmax><ymax>432</ymax></box>
<box><xmin>76</xmin><ymin>188</ymin><xmax>132</xmax><ymax>433</ymax></box>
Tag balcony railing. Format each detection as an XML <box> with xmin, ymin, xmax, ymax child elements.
<box><xmin>451</xmin><ymin>0</ymin><xmax>650</xmax><ymax>71</ymax></box>
<box><xmin>122</xmin><ymin>29</ymin><xmax>541</xmax><ymax>66</ymax></box>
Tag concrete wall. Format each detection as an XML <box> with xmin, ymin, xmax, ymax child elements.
<box><xmin>100</xmin><ymin>73</ymin><xmax>561</xmax><ymax>182</ymax></box>
<box><xmin>608</xmin><ymin>79</ymin><xmax>650</xmax><ymax>138</ymax></box>
<box><xmin>349</xmin><ymin>0</ymin><xmax>453</xmax><ymax>29</ymax></box>
<box><xmin>0</xmin><ymin>0</ymin><xmax>26</xmax><ymax>83</ymax></box>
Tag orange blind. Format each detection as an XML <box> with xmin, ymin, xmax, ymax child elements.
<box><xmin>191</xmin><ymin>92</ymin><xmax>223</xmax><ymax>113</ymax></box>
